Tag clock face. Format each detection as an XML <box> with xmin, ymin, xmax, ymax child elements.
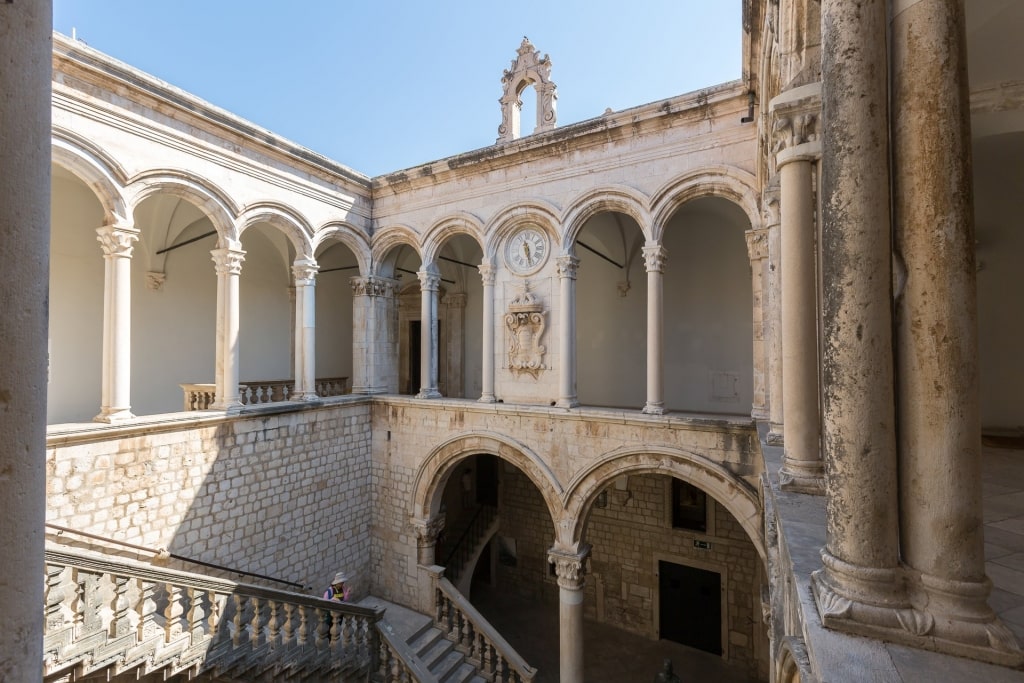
<box><xmin>505</xmin><ymin>227</ymin><xmax>548</xmax><ymax>274</ymax></box>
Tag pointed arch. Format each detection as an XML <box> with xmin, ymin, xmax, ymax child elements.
<box><xmin>562</xmin><ymin>445</ymin><xmax>764</xmax><ymax>561</ymax></box>
<box><xmin>484</xmin><ymin>199</ymin><xmax>561</xmax><ymax>263</ymax></box>
<box><xmin>412</xmin><ymin>431</ymin><xmax>564</xmax><ymax>527</ymax></box>
<box><xmin>421</xmin><ymin>212</ymin><xmax>485</xmax><ymax>265</ymax></box>
<box><xmin>51</xmin><ymin>129</ymin><xmax>129</xmax><ymax>223</ymax></box>
<box><xmin>125</xmin><ymin>169</ymin><xmax>238</xmax><ymax>241</ymax></box>
<box><xmin>313</xmin><ymin>222</ymin><xmax>371</xmax><ymax>276</ymax></box>
<box><xmin>650</xmin><ymin>166</ymin><xmax>760</xmax><ymax>241</ymax></box>
<box><xmin>238</xmin><ymin>202</ymin><xmax>314</xmax><ymax>260</ymax></box>
<box><xmin>560</xmin><ymin>185</ymin><xmax>653</xmax><ymax>252</ymax></box>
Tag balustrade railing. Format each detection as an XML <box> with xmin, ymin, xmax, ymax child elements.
<box><xmin>181</xmin><ymin>376</ymin><xmax>349</xmax><ymax>411</ymax></box>
<box><xmin>442</xmin><ymin>504</ymin><xmax>497</xmax><ymax>583</ymax></box>
<box><xmin>375</xmin><ymin>620</ymin><xmax>440</xmax><ymax>683</ymax></box>
<box><xmin>433</xmin><ymin>575</ymin><xmax>536</xmax><ymax>683</ymax></box>
<box><xmin>43</xmin><ymin>547</ymin><xmax>382</xmax><ymax>682</ymax></box>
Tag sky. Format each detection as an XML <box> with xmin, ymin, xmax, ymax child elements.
<box><xmin>53</xmin><ymin>2</ymin><xmax>743</xmax><ymax>178</ymax></box>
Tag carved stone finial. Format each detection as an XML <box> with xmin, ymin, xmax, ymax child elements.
<box><xmin>498</xmin><ymin>37</ymin><xmax>558</xmax><ymax>142</ymax></box>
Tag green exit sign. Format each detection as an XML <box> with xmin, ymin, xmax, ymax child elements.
<box><xmin>693</xmin><ymin>540</ymin><xmax>712</xmax><ymax>550</ymax></box>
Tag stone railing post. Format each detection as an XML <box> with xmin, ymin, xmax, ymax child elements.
<box><xmin>416</xmin><ymin>267</ymin><xmax>442</xmax><ymax>399</ymax></box>
<box><xmin>548</xmin><ymin>544</ymin><xmax>590</xmax><ymax>683</ymax></box>
<box><xmin>95</xmin><ymin>222</ymin><xmax>140</xmax><ymax>423</ymax></box>
<box><xmin>211</xmin><ymin>245</ymin><xmax>245</xmax><ymax>410</ymax></box>
<box><xmin>555</xmin><ymin>255</ymin><xmax>579</xmax><ymax>408</ymax></box>
<box><xmin>642</xmin><ymin>244</ymin><xmax>666</xmax><ymax>415</ymax></box>
<box><xmin>479</xmin><ymin>262</ymin><xmax>497</xmax><ymax>403</ymax></box>
<box><xmin>290</xmin><ymin>258</ymin><xmax>319</xmax><ymax>401</ymax></box>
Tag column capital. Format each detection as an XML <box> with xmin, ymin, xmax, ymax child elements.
<box><xmin>642</xmin><ymin>244</ymin><xmax>667</xmax><ymax>273</ymax></box>
<box><xmin>745</xmin><ymin>228</ymin><xmax>769</xmax><ymax>262</ymax></box>
<box><xmin>291</xmin><ymin>258</ymin><xmax>318</xmax><ymax>285</ymax></box>
<box><xmin>411</xmin><ymin>515</ymin><xmax>446</xmax><ymax>546</ymax></box>
<box><xmin>350</xmin><ymin>275</ymin><xmax>398</xmax><ymax>298</ymax></box>
<box><xmin>556</xmin><ymin>255</ymin><xmax>579</xmax><ymax>280</ymax></box>
<box><xmin>548</xmin><ymin>544</ymin><xmax>591</xmax><ymax>591</ymax></box>
<box><xmin>211</xmin><ymin>247</ymin><xmax>246</xmax><ymax>276</ymax></box>
<box><xmin>417</xmin><ymin>268</ymin><xmax>441</xmax><ymax>292</ymax></box>
<box><xmin>478</xmin><ymin>262</ymin><xmax>497</xmax><ymax>286</ymax></box>
<box><xmin>96</xmin><ymin>224</ymin><xmax>140</xmax><ymax>259</ymax></box>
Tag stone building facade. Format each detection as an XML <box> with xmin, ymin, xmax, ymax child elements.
<box><xmin>2</xmin><ymin>1</ymin><xmax>1024</xmax><ymax>682</ymax></box>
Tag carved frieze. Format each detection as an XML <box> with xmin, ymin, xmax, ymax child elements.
<box><xmin>350</xmin><ymin>276</ymin><xmax>398</xmax><ymax>299</ymax></box>
<box><xmin>505</xmin><ymin>280</ymin><xmax>546</xmax><ymax>379</ymax></box>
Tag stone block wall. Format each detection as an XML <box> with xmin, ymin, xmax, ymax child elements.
<box><xmin>46</xmin><ymin>401</ymin><xmax>374</xmax><ymax>597</ymax></box>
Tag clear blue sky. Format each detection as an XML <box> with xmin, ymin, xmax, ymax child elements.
<box><xmin>53</xmin><ymin>2</ymin><xmax>742</xmax><ymax>177</ymax></box>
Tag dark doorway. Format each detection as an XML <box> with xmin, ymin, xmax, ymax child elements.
<box><xmin>409</xmin><ymin>321</ymin><xmax>422</xmax><ymax>394</ymax></box>
<box><xmin>658</xmin><ymin>560</ymin><xmax>722</xmax><ymax>655</ymax></box>
<box><xmin>476</xmin><ymin>454</ymin><xmax>499</xmax><ymax>506</ymax></box>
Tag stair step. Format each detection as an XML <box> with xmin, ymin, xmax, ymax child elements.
<box><xmin>439</xmin><ymin>659</ymin><xmax>480</xmax><ymax>683</ymax></box>
<box><xmin>409</xmin><ymin>626</ymin><xmax>445</xmax><ymax>657</ymax></box>
<box><xmin>431</xmin><ymin>649</ymin><xmax>468</xmax><ymax>682</ymax></box>
<box><xmin>419</xmin><ymin>634</ymin><xmax>456</xmax><ymax>669</ymax></box>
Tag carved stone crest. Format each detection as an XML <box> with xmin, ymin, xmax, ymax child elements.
<box><xmin>505</xmin><ymin>280</ymin><xmax>546</xmax><ymax>378</ymax></box>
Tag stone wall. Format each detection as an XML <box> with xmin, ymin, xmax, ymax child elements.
<box><xmin>46</xmin><ymin>400</ymin><xmax>374</xmax><ymax>597</ymax></box>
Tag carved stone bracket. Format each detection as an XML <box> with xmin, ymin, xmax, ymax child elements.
<box><xmin>146</xmin><ymin>272</ymin><xmax>166</xmax><ymax>290</ymax></box>
<box><xmin>548</xmin><ymin>544</ymin><xmax>591</xmax><ymax>591</ymax></box>
<box><xmin>498</xmin><ymin>37</ymin><xmax>558</xmax><ymax>142</ymax></box>
<box><xmin>505</xmin><ymin>280</ymin><xmax>546</xmax><ymax>378</ymax></box>
<box><xmin>746</xmin><ymin>228</ymin><xmax>769</xmax><ymax>261</ymax></box>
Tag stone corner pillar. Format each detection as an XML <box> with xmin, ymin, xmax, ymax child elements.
<box><xmin>350</xmin><ymin>275</ymin><xmax>399</xmax><ymax>395</ymax></box>
<box><xmin>290</xmin><ymin>258</ymin><xmax>319</xmax><ymax>401</ymax></box>
<box><xmin>478</xmin><ymin>262</ymin><xmax>497</xmax><ymax>403</ymax></box>
<box><xmin>745</xmin><ymin>227</ymin><xmax>770</xmax><ymax>422</ymax></box>
<box><xmin>555</xmin><ymin>255</ymin><xmax>580</xmax><ymax>409</ymax></box>
<box><xmin>210</xmin><ymin>245</ymin><xmax>246</xmax><ymax>410</ymax></box>
<box><xmin>416</xmin><ymin>267</ymin><xmax>442</xmax><ymax>399</ymax></box>
<box><xmin>94</xmin><ymin>221</ymin><xmax>140</xmax><ymax>423</ymax></box>
<box><xmin>548</xmin><ymin>543</ymin><xmax>591</xmax><ymax>683</ymax></box>
<box><xmin>641</xmin><ymin>243</ymin><xmax>667</xmax><ymax>415</ymax></box>
<box><xmin>763</xmin><ymin>181</ymin><xmax>785</xmax><ymax>446</ymax></box>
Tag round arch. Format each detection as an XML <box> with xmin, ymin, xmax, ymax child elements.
<box><xmin>51</xmin><ymin>130</ymin><xmax>129</xmax><ymax>223</ymax></box>
<box><xmin>237</xmin><ymin>202</ymin><xmax>314</xmax><ymax>261</ymax></box>
<box><xmin>371</xmin><ymin>224</ymin><xmax>423</xmax><ymax>275</ymax></box>
<box><xmin>313</xmin><ymin>222</ymin><xmax>371</xmax><ymax>276</ymax></box>
<box><xmin>560</xmin><ymin>185</ymin><xmax>653</xmax><ymax>252</ymax></box>
<box><xmin>484</xmin><ymin>199</ymin><xmax>561</xmax><ymax>263</ymax></box>
<box><xmin>411</xmin><ymin>431</ymin><xmax>564</xmax><ymax>527</ymax></box>
<box><xmin>125</xmin><ymin>170</ymin><xmax>238</xmax><ymax>241</ymax></box>
<box><xmin>649</xmin><ymin>166</ymin><xmax>760</xmax><ymax>241</ymax></box>
<box><xmin>562</xmin><ymin>446</ymin><xmax>765</xmax><ymax>561</ymax></box>
<box><xmin>421</xmin><ymin>211</ymin><xmax>485</xmax><ymax>265</ymax></box>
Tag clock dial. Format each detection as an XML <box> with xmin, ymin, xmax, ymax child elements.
<box><xmin>506</xmin><ymin>227</ymin><xmax>548</xmax><ymax>274</ymax></box>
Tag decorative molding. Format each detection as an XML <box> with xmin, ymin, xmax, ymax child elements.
<box><xmin>616</xmin><ymin>280</ymin><xmax>631</xmax><ymax>297</ymax></box>
<box><xmin>771</xmin><ymin>113</ymin><xmax>819</xmax><ymax>154</ymax></box>
<box><xmin>505</xmin><ymin>280</ymin><xmax>546</xmax><ymax>379</ymax></box>
<box><xmin>498</xmin><ymin>37</ymin><xmax>557</xmax><ymax>142</ymax></box>
<box><xmin>350</xmin><ymin>276</ymin><xmax>397</xmax><ymax>298</ymax></box>
<box><xmin>411</xmin><ymin>515</ymin><xmax>446</xmax><ymax>546</ymax></box>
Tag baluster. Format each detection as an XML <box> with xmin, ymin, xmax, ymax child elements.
<box><xmin>266</xmin><ymin>599</ymin><xmax>279</xmax><ymax>648</ymax></box>
<box><xmin>248</xmin><ymin>596</ymin><xmax>261</xmax><ymax>647</ymax></box>
<box><xmin>207</xmin><ymin>590</ymin><xmax>223</xmax><ymax>640</ymax></box>
<box><xmin>185</xmin><ymin>587</ymin><xmax>202</xmax><ymax>642</ymax></box>
<box><xmin>435</xmin><ymin>587</ymin><xmax>445</xmax><ymax>624</ymax></box>
<box><xmin>314</xmin><ymin>607</ymin><xmax>328</xmax><ymax>648</ymax></box>
<box><xmin>45</xmin><ymin>564</ymin><xmax>66</xmax><ymax>634</ymax></box>
<box><xmin>79</xmin><ymin>570</ymin><xmax>105</xmax><ymax>634</ymax></box>
<box><xmin>326</xmin><ymin>610</ymin><xmax>339</xmax><ymax>648</ymax></box>
<box><xmin>378</xmin><ymin>638</ymin><xmax>391</xmax><ymax>682</ymax></box>
<box><xmin>110</xmin><ymin>573</ymin><xmax>131</xmax><ymax>638</ymax></box>
<box><xmin>297</xmin><ymin>604</ymin><xmax>309</xmax><ymax>645</ymax></box>
<box><xmin>136</xmin><ymin>579</ymin><xmax>157</xmax><ymax>642</ymax></box>
<box><xmin>342</xmin><ymin>613</ymin><xmax>354</xmax><ymax>651</ymax></box>
<box><xmin>281</xmin><ymin>602</ymin><xmax>295</xmax><ymax>646</ymax></box>
<box><xmin>461</xmin><ymin>611</ymin><xmax>474</xmax><ymax>652</ymax></box>
<box><xmin>231</xmin><ymin>594</ymin><xmax>248</xmax><ymax>647</ymax></box>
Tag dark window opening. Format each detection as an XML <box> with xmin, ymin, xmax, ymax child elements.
<box><xmin>672</xmin><ymin>479</ymin><xmax>707</xmax><ymax>532</ymax></box>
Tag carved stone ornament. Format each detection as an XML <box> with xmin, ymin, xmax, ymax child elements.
<box><xmin>146</xmin><ymin>271</ymin><xmax>166</xmax><ymax>290</ymax></box>
<box><xmin>350</xmin><ymin>276</ymin><xmax>397</xmax><ymax>299</ymax></box>
<box><xmin>505</xmin><ymin>280</ymin><xmax>546</xmax><ymax>378</ymax></box>
<box><xmin>291</xmin><ymin>259</ymin><xmax>318</xmax><ymax>285</ymax></box>
<box><xmin>498</xmin><ymin>37</ymin><xmax>558</xmax><ymax>142</ymax></box>
<box><xmin>548</xmin><ymin>545</ymin><xmax>591</xmax><ymax>591</ymax></box>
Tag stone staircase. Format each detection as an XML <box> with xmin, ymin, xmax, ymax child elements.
<box><xmin>440</xmin><ymin>505</ymin><xmax>498</xmax><ymax>594</ymax></box>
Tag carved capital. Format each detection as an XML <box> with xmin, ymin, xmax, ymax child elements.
<box><xmin>769</xmin><ymin>82</ymin><xmax>823</xmax><ymax>167</ymax></box>
<box><xmin>478</xmin><ymin>263</ymin><xmax>496</xmax><ymax>286</ymax></box>
<box><xmin>291</xmin><ymin>258</ymin><xmax>318</xmax><ymax>285</ymax></box>
<box><xmin>412</xmin><ymin>515</ymin><xmax>446</xmax><ymax>546</ymax></box>
<box><xmin>417</xmin><ymin>269</ymin><xmax>441</xmax><ymax>292</ymax></box>
<box><xmin>96</xmin><ymin>224</ymin><xmax>140</xmax><ymax>258</ymax></box>
<box><xmin>146</xmin><ymin>272</ymin><xmax>166</xmax><ymax>290</ymax></box>
<box><xmin>762</xmin><ymin>180</ymin><xmax>781</xmax><ymax>229</ymax></box>
<box><xmin>745</xmin><ymin>229</ymin><xmax>769</xmax><ymax>262</ymax></box>
<box><xmin>616</xmin><ymin>281</ymin><xmax>631</xmax><ymax>297</ymax></box>
<box><xmin>642</xmin><ymin>245</ymin><xmax>667</xmax><ymax>273</ymax></box>
<box><xmin>211</xmin><ymin>248</ymin><xmax>246</xmax><ymax>276</ymax></box>
<box><xmin>350</xmin><ymin>276</ymin><xmax>398</xmax><ymax>298</ymax></box>
<box><xmin>556</xmin><ymin>255</ymin><xmax>579</xmax><ymax>280</ymax></box>
<box><xmin>548</xmin><ymin>544</ymin><xmax>591</xmax><ymax>591</ymax></box>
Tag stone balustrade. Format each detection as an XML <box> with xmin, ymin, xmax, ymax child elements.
<box><xmin>376</xmin><ymin>620</ymin><xmax>441</xmax><ymax>682</ymax></box>
<box><xmin>43</xmin><ymin>547</ymin><xmax>382</xmax><ymax>682</ymax></box>
<box><xmin>434</xmin><ymin>574</ymin><xmax>536</xmax><ymax>682</ymax></box>
<box><xmin>181</xmin><ymin>376</ymin><xmax>349</xmax><ymax>411</ymax></box>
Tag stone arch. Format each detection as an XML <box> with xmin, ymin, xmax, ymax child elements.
<box><xmin>649</xmin><ymin>166</ymin><xmax>760</xmax><ymax>241</ymax></box>
<box><xmin>51</xmin><ymin>129</ymin><xmax>129</xmax><ymax>223</ymax></box>
<box><xmin>562</xmin><ymin>446</ymin><xmax>764</xmax><ymax>561</ymax></box>
<box><xmin>560</xmin><ymin>185</ymin><xmax>653</xmax><ymax>252</ymax></box>
<box><xmin>484</xmin><ymin>199</ymin><xmax>561</xmax><ymax>264</ymax></box>
<box><xmin>776</xmin><ymin>636</ymin><xmax>812</xmax><ymax>683</ymax></box>
<box><xmin>237</xmin><ymin>202</ymin><xmax>314</xmax><ymax>261</ymax></box>
<box><xmin>421</xmin><ymin>211</ymin><xmax>485</xmax><ymax>265</ymax></box>
<box><xmin>125</xmin><ymin>169</ymin><xmax>238</xmax><ymax>241</ymax></box>
<box><xmin>411</xmin><ymin>431</ymin><xmax>564</xmax><ymax>528</ymax></box>
<box><xmin>497</xmin><ymin>37</ymin><xmax>557</xmax><ymax>142</ymax></box>
<box><xmin>313</xmin><ymin>222</ymin><xmax>371</xmax><ymax>276</ymax></box>
<box><xmin>371</xmin><ymin>224</ymin><xmax>423</xmax><ymax>276</ymax></box>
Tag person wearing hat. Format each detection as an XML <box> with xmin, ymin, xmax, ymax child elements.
<box><xmin>324</xmin><ymin>572</ymin><xmax>351</xmax><ymax>602</ymax></box>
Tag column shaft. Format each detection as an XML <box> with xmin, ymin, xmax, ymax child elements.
<box><xmin>556</xmin><ymin>256</ymin><xmax>579</xmax><ymax>408</ymax></box>
<box><xmin>417</xmin><ymin>268</ymin><xmax>441</xmax><ymax>398</ymax></box>
<box><xmin>95</xmin><ymin>224</ymin><xmax>139</xmax><ymax>422</ymax></box>
<box><xmin>549</xmin><ymin>545</ymin><xmax>589</xmax><ymax>683</ymax></box>
<box><xmin>779</xmin><ymin>158</ymin><xmax>823</xmax><ymax>492</ymax></box>
<box><xmin>642</xmin><ymin>245</ymin><xmax>666</xmax><ymax>414</ymax></box>
<box><xmin>350</xmin><ymin>276</ymin><xmax>398</xmax><ymax>394</ymax></box>
<box><xmin>212</xmin><ymin>247</ymin><xmax>245</xmax><ymax>409</ymax></box>
<box><xmin>479</xmin><ymin>263</ymin><xmax>496</xmax><ymax>402</ymax></box>
<box><xmin>291</xmin><ymin>260</ymin><xmax>318</xmax><ymax>400</ymax></box>
<box><xmin>0</xmin><ymin>0</ymin><xmax>50</xmax><ymax>673</ymax></box>
<box><xmin>766</xmin><ymin>197</ymin><xmax>785</xmax><ymax>444</ymax></box>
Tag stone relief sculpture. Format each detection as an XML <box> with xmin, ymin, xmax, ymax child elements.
<box><xmin>497</xmin><ymin>37</ymin><xmax>558</xmax><ymax>143</ymax></box>
<box><xmin>505</xmin><ymin>280</ymin><xmax>546</xmax><ymax>378</ymax></box>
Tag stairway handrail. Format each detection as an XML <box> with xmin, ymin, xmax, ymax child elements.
<box><xmin>435</xmin><ymin>575</ymin><xmax>536</xmax><ymax>681</ymax></box>
<box><xmin>375</xmin><ymin>620</ymin><xmax>441</xmax><ymax>683</ymax></box>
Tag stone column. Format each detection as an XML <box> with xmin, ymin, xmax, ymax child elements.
<box><xmin>479</xmin><ymin>262</ymin><xmax>497</xmax><ymax>403</ymax></box>
<box><xmin>290</xmin><ymin>258</ymin><xmax>319</xmax><ymax>401</ymax></box>
<box><xmin>211</xmin><ymin>245</ymin><xmax>245</xmax><ymax>409</ymax></box>
<box><xmin>556</xmin><ymin>255</ymin><xmax>580</xmax><ymax>408</ymax></box>
<box><xmin>548</xmin><ymin>545</ymin><xmax>590</xmax><ymax>683</ymax></box>
<box><xmin>417</xmin><ymin>267</ymin><xmax>442</xmax><ymax>398</ymax></box>
<box><xmin>94</xmin><ymin>222</ymin><xmax>140</xmax><ymax>423</ymax></box>
<box><xmin>350</xmin><ymin>276</ymin><xmax>399</xmax><ymax>394</ymax></box>
<box><xmin>811</xmin><ymin>0</ymin><xmax>907</xmax><ymax>637</ymax></box>
<box><xmin>764</xmin><ymin>184</ymin><xmax>785</xmax><ymax>445</ymax></box>
<box><xmin>0</xmin><ymin>0</ymin><xmax>50</xmax><ymax>674</ymax></box>
<box><xmin>771</xmin><ymin>88</ymin><xmax>824</xmax><ymax>494</ymax></box>
<box><xmin>412</xmin><ymin>515</ymin><xmax>446</xmax><ymax>567</ymax></box>
<box><xmin>745</xmin><ymin>228</ymin><xmax>770</xmax><ymax>420</ymax></box>
<box><xmin>891</xmin><ymin>0</ymin><xmax>1020</xmax><ymax>662</ymax></box>
<box><xmin>642</xmin><ymin>244</ymin><xmax>666</xmax><ymax>415</ymax></box>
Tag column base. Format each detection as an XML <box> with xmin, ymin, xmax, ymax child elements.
<box><xmin>642</xmin><ymin>402</ymin><xmax>665</xmax><ymax>415</ymax></box>
<box><xmin>478</xmin><ymin>394</ymin><xmax>497</xmax><ymax>403</ymax></box>
<box><xmin>555</xmin><ymin>398</ymin><xmax>579</xmax><ymax>409</ymax></box>
<box><xmin>289</xmin><ymin>391</ymin><xmax>320</xmax><ymax>402</ymax></box>
<box><xmin>210</xmin><ymin>399</ymin><xmax>243</xmax><ymax>411</ymax></box>
<box><xmin>93</xmin><ymin>407</ymin><xmax>135</xmax><ymax>424</ymax></box>
<box><xmin>416</xmin><ymin>389</ymin><xmax>442</xmax><ymax>399</ymax></box>
<box><xmin>351</xmin><ymin>385</ymin><xmax>388</xmax><ymax>395</ymax></box>
<box><xmin>779</xmin><ymin>458</ymin><xmax>825</xmax><ymax>495</ymax></box>
<box><xmin>813</xmin><ymin>552</ymin><xmax>1024</xmax><ymax>667</ymax></box>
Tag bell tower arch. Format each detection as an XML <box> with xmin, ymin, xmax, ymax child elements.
<box><xmin>497</xmin><ymin>37</ymin><xmax>558</xmax><ymax>142</ymax></box>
